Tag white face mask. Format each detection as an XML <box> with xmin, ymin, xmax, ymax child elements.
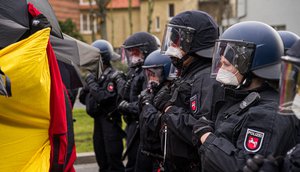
<box><xmin>216</xmin><ymin>68</ymin><xmax>239</xmax><ymax>86</ymax></box>
<box><xmin>165</xmin><ymin>46</ymin><xmax>183</xmax><ymax>59</ymax></box>
<box><xmin>292</xmin><ymin>94</ymin><xmax>300</xmax><ymax>119</ymax></box>
<box><xmin>131</xmin><ymin>56</ymin><xmax>144</xmax><ymax>65</ymax></box>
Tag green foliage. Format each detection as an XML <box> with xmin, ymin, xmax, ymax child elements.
<box><xmin>111</xmin><ymin>60</ymin><xmax>128</xmax><ymax>73</ymax></box>
<box><xmin>73</xmin><ymin>109</ymin><xmax>94</xmax><ymax>152</ymax></box>
<box><xmin>59</xmin><ymin>19</ymin><xmax>85</xmax><ymax>42</ymax></box>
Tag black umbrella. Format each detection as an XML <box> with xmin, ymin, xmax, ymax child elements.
<box><xmin>0</xmin><ymin>0</ymin><xmax>29</xmax><ymax>48</ymax></box>
<box><xmin>0</xmin><ymin>0</ymin><xmax>63</xmax><ymax>49</ymax></box>
<box><xmin>50</xmin><ymin>33</ymin><xmax>102</xmax><ymax>89</ymax></box>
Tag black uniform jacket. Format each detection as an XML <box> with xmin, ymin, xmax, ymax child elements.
<box><xmin>200</xmin><ymin>83</ymin><xmax>299</xmax><ymax>172</ymax></box>
<box><xmin>79</xmin><ymin>67</ymin><xmax>122</xmax><ymax>118</ymax></box>
<box><xmin>161</xmin><ymin>59</ymin><xmax>223</xmax><ymax>160</ymax></box>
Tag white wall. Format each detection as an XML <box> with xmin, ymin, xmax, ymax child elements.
<box><xmin>237</xmin><ymin>0</ymin><xmax>300</xmax><ymax>35</ymax></box>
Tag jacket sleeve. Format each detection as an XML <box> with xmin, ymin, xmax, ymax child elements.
<box><xmin>199</xmin><ymin>133</ymin><xmax>243</xmax><ymax>172</ymax></box>
<box><xmin>89</xmin><ymin>79</ymin><xmax>117</xmax><ymax>104</ymax></box>
<box><xmin>124</xmin><ymin>101</ymin><xmax>140</xmax><ymax>115</ymax></box>
<box><xmin>141</xmin><ymin>104</ymin><xmax>162</xmax><ymax>132</ymax></box>
<box><xmin>163</xmin><ymin>106</ymin><xmax>197</xmax><ymax>146</ymax></box>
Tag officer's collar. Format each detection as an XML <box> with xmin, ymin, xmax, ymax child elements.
<box><xmin>181</xmin><ymin>57</ymin><xmax>210</xmax><ymax>77</ymax></box>
<box><xmin>225</xmin><ymin>82</ymin><xmax>271</xmax><ymax>98</ymax></box>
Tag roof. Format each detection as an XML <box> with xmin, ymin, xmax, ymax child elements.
<box><xmin>107</xmin><ymin>0</ymin><xmax>140</xmax><ymax>9</ymax></box>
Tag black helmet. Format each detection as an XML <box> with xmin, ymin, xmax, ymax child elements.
<box><xmin>211</xmin><ymin>21</ymin><xmax>284</xmax><ymax>81</ymax></box>
<box><xmin>122</xmin><ymin>32</ymin><xmax>158</xmax><ymax>67</ymax></box>
<box><xmin>92</xmin><ymin>40</ymin><xmax>120</xmax><ymax>65</ymax></box>
<box><xmin>142</xmin><ymin>50</ymin><xmax>176</xmax><ymax>89</ymax></box>
<box><xmin>279</xmin><ymin>39</ymin><xmax>300</xmax><ymax>118</ymax></box>
<box><xmin>278</xmin><ymin>31</ymin><xmax>300</xmax><ymax>54</ymax></box>
<box><xmin>161</xmin><ymin>10</ymin><xmax>219</xmax><ymax>59</ymax></box>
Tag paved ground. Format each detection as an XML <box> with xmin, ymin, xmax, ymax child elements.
<box><xmin>75</xmin><ymin>163</ymin><xmax>98</xmax><ymax>172</ymax></box>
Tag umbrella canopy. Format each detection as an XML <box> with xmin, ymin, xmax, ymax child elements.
<box><xmin>0</xmin><ymin>0</ymin><xmax>63</xmax><ymax>49</ymax></box>
<box><xmin>50</xmin><ymin>33</ymin><xmax>103</xmax><ymax>89</ymax></box>
<box><xmin>0</xmin><ymin>0</ymin><xmax>29</xmax><ymax>48</ymax></box>
<box><xmin>27</xmin><ymin>0</ymin><xmax>63</xmax><ymax>39</ymax></box>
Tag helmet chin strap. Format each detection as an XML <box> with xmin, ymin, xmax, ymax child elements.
<box><xmin>171</xmin><ymin>55</ymin><xmax>190</xmax><ymax>70</ymax></box>
<box><xmin>236</xmin><ymin>73</ymin><xmax>252</xmax><ymax>90</ymax></box>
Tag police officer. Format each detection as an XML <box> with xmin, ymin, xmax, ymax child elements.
<box><xmin>278</xmin><ymin>30</ymin><xmax>300</xmax><ymax>54</ymax></box>
<box><xmin>243</xmin><ymin>39</ymin><xmax>300</xmax><ymax>172</ymax></box>
<box><xmin>136</xmin><ymin>50</ymin><xmax>177</xmax><ymax>171</ymax></box>
<box><xmin>79</xmin><ymin>39</ymin><xmax>125</xmax><ymax>172</ymax></box>
<box><xmin>152</xmin><ymin>10</ymin><xmax>221</xmax><ymax>172</ymax></box>
<box><xmin>111</xmin><ymin>32</ymin><xmax>158</xmax><ymax>172</ymax></box>
<box><xmin>192</xmin><ymin>21</ymin><xmax>299</xmax><ymax>172</ymax></box>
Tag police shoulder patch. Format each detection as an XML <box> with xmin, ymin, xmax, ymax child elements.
<box><xmin>190</xmin><ymin>95</ymin><xmax>198</xmax><ymax>114</ymax></box>
<box><xmin>107</xmin><ymin>82</ymin><xmax>114</xmax><ymax>92</ymax></box>
<box><xmin>244</xmin><ymin>128</ymin><xmax>264</xmax><ymax>153</ymax></box>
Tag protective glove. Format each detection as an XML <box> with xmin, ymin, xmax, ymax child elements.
<box><xmin>138</xmin><ymin>89</ymin><xmax>154</xmax><ymax>107</ymax></box>
<box><xmin>30</xmin><ymin>14</ymin><xmax>51</xmax><ymax>34</ymax></box>
<box><xmin>243</xmin><ymin>154</ymin><xmax>282</xmax><ymax>172</ymax></box>
<box><xmin>118</xmin><ymin>100</ymin><xmax>130</xmax><ymax>112</ymax></box>
<box><xmin>243</xmin><ymin>154</ymin><xmax>264</xmax><ymax>172</ymax></box>
<box><xmin>153</xmin><ymin>85</ymin><xmax>172</xmax><ymax>111</ymax></box>
<box><xmin>110</xmin><ymin>71</ymin><xmax>124</xmax><ymax>84</ymax></box>
<box><xmin>85</xmin><ymin>73</ymin><xmax>97</xmax><ymax>90</ymax></box>
<box><xmin>192</xmin><ymin>117</ymin><xmax>214</xmax><ymax>143</ymax></box>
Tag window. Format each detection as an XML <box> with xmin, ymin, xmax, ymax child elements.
<box><xmin>155</xmin><ymin>16</ymin><xmax>160</xmax><ymax>31</ymax></box>
<box><xmin>80</xmin><ymin>13</ymin><xmax>97</xmax><ymax>34</ymax></box>
<box><xmin>80</xmin><ymin>0</ymin><xmax>96</xmax><ymax>5</ymax></box>
<box><xmin>168</xmin><ymin>4</ymin><xmax>175</xmax><ymax>18</ymax></box>
<box><xmin>272</xmin><ymin>25</ymin><xmax>286</xmax><ymax>31</ymax></box>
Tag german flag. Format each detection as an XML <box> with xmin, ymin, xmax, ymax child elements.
<box><xmin>0</xmin><ymin>4</ymin><xmax>76</xmax><ymax>172</ymax></box>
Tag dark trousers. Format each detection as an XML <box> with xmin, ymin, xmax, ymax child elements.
<box><xmin>134</xmin><ymin>147</ymin><xmax>161</xmax><ymax>172</ymax></box>
<box><xmin>165</xmin><ymin>156</ymin><xmax>200</xmax><ymax>172</ymax></box>
<box><xmin>93</xmin><ymin>115</ymin><xmax>125</xmax><ymax>172</ymax></box>
<box><xmin>125</xmin><ymin>121</ymin><xmax>139</xmax><ymax>172</ymax></box>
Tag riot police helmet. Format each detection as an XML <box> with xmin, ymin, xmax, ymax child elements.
<box><xmin>122</xmin><ymin>32</ymin><xmax>158</xmax><ymax>67</ymax></box>
<box><xmin>143</xmin><ymin>49</ymin><xmax>177</xmax><ymax>85</ymax></box>
<box><xmin>278</xmin><ymin>30</ymin><xmax>300</xmax><ymax>54</ymax></box>
<box><xmin>91</xmin><ymin>39</ymin><xmax>120</xmax><ymax>65</ymax></box>
<box><xmin>211</xmin><ymin>21</ymin><xmax>284</xmax><ymax>83</ymax></box>
<box><xmin>279</xmin><ymin>39</ymin><xmax>300</xmax><ymax>118</ymax></box>
<box><xmin>161</xmin><ymin>10</ymin><xmax>219</xmax><ymax>60</ymax></box>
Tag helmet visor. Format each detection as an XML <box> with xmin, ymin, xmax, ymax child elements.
<box><xmin>167</xmin><ymin>64</ymin><xmax>179</xmax><ymax>80</ymax></box>
<box><xmin>143</xmin><ymin>67</ymin><xmax>164</xmax><ymax>89</ymax></box>
<box><xmin>278</xmin><ymin>57</ymin><xmax>300</xmax><ymax>116</ymax></box>
<box><xmin>121</xmin><ymin>47</ymin><xmax>144</xmax><ymax>67</ymax></box>
<box><xmin>161</xmin><ymin>24</ymin><xmax>195</xmax><ymax>59</ymax></box>
<box><xmin>211</xmin><ymin>40</ymin><xmax>256</xmax><ymax>78</ymax></box>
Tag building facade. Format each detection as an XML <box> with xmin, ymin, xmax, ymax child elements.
<box><xmin>49</xmin><ymin>0</ymin><xmax>80</xmax><ymax>30</ymax></box>
<box><xmin>223</xmin><ymin>0</ymin><xmax>300</xmax><ymax>35</ymax></box>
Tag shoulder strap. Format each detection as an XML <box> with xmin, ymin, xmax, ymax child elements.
<box><xmin>223</xmin><ymin>92</ymin><xmax>261</xmax><ymax>119</ymax></box>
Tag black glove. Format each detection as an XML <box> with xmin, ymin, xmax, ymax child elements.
<box><xmin>110</xmin><ymin>71</ymin><xmax>124</xmax><ymax>84</ymax></box>
<box><xmin>192</xmin><ymin>117</ymin><xmax>214</xmax><ymax>142</ymax></box>
<box><xmin>30</xmin><ymin>14</ymin><xmax>52</xmax><ymax>34</ymax></box>
<box><xmin>243</xmin><ymin>154</ymin><xmax>282</xmax><ymax>172</ymax></box>
<box><xmin>118</xmin><ymin>100</ymin><xmax>130</xmax><ymax>112</ymax></box>
<box><xmin>153</xmin><ymin>86</ymin><xmax>172</xmax><ymax>111</ymax></box>
<box><xmin>138</xmin><ymin>89</ymin><xmax>154</xmax><ymax>107</ymax></box>
<box><xmin>85</xmin><ymin>73</ymin><xmax>97</xmax><ymax>88</ymax></box>
<box><xmin>243</xmin><ymin>154</ymin><xmax>264</xmax><ymax>172</ymax></box>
